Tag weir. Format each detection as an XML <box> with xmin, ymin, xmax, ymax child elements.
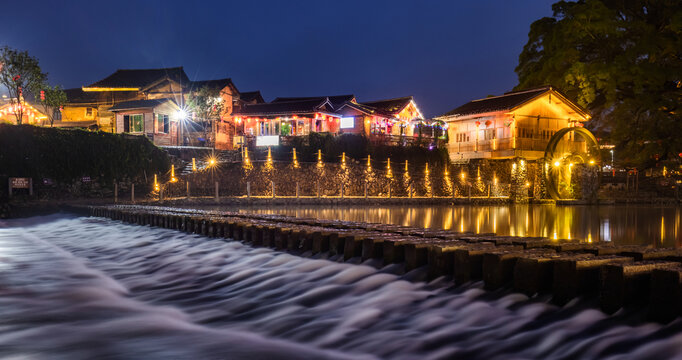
<box><xmin>85</xmin><ymin>204</ymin><xmax>682</xmax><ymax>322</ymax></box>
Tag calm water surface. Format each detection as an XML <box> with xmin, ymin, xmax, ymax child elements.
<box><xmin>235</xmin><ymin>205</ymin><xmax>682</xmax><ymax>248</ymax></box>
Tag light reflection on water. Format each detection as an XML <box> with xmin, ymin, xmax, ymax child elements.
<box><xmin>237</xmin><ymin>205</ymin><xmax>682</xmax><ymax>248</ymax></box>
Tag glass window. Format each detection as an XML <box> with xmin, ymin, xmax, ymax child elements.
<box><xmin>129</xmin><ymin>114</ymin><xmax>143</xmax><ymax>133</ymax></box>
<box><xmin>156</xmin><ymin>114</ymin><xmax>169</xmax><ymax>133</ymax></box>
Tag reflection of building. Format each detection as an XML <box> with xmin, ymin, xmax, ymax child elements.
<box><xmin>233</xmin><ymin>94</ymin><xmax>436</xmax><ymax>147</ymax></box>
<box><xmin>62</xmin><ymin>67</ymin><xmax>245</xmax><ymax>149</ymax></box>
<box><xmin>437</xmin><ymin>86</ymin><xmax>591</xmax><ymax>161</ymax></box>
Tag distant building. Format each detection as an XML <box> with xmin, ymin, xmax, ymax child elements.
<box><xmin>109</xmin><ymin>98</ymin><xmax>181</xmax><ymax>146</ymax></box>
<box><xmin>0</xmin><ymin>98</ymin><xmax>48</xmax><ymax>125</ymax></box>
<box><xmin>336</xmin><ymin>96</ymin><xmax>425</xmax><ymax>138</ymax></box>
<box><xmin>62</xmin><ymin>67</ymin><xmax>243</xmax><ymax>149</ymax></box>
<box><xmin>232</xmin><ymin>94</ymin><xmax>435</xmax><ymax>147</ymax></box>
<box><xmin>436</xmin><ymin>86</ymin><xmax>591</xmax><ymax>162</ymax></box>
<box><xmin>233</xmin><ymin>96</ymin><xmax>343</xmax><ymax>146</ymax></box>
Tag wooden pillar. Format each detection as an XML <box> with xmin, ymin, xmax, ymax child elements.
<box><xmin>271</xmin><ymin>181</ymin><xmax>275</xmax><ymax>198</ymax></box>
<box><xmin>186</xmin><ymin>181</ymin><xmax>190</xmax><ymax>198</ymax></box>
<box><xmin>114</xmin><ymin>183</ymin><xmax>118</xmax><ymax>203</ymax></box>
<box><xmin>131</xmin><ymin>183</ymin><xmax>135</xmax><ymax>203</ymax></box>
<box><xmin>247</xmin><ymin>181</ymin><xmax>251</xmax><ymax>198</ymax></box>
<box><xmin>215</xmin><ymin>182</ymin><xmax>219</xmax><ymax>201</ymax></box>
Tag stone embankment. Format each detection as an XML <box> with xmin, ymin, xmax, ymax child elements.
<box><xmin>85</xmin><ymin>205</ymin><xmax>682</xmax><ymax>322</ymax></box>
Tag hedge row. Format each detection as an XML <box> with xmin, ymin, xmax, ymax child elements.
<box><xmin>0</xmin><ymin>124</ymin><xmax>170</xmax><ymax>186</ymax></box>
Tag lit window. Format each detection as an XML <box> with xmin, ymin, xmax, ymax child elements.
<box><xmin>86</xmin><ymin>107</ymin><xmax>94</xmax><ymax>117</ymax></box>
<box><xmin>124</xmin><ymin>114</ymin><xmax>144</xmax><ymax>133</ymax></box>
<box><xmin>157</xmin><ymin>114</ymin><xmax>169</xmax><ymax>133</ymax></box>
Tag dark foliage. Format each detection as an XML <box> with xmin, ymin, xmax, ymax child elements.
<box><xmin>0</xmin><ymin>124</ymin><xmax>170</xmax><ymax>187</ymax></box>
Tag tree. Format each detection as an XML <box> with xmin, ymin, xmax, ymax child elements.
<box><xmin>187</xmin><ymin>86</ymin><xmax>225</xmax><ymax>146</ymax></box>
<box><xmin>39</xmin><ymin>85</ymin><xmax>67</xmax><ymax>127</ymax></box>
<box><xmin>0</xmin><ymin>46</ymin><xmax>47</xmax><ymax>125</ymax></box>
<box><xmin>516</xmin><ymin>0</ymin><xmax>682</xmax><ymax>168</ymax></box>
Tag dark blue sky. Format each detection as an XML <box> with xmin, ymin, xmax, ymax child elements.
<box><xmin>1</xmin><ymin>0</ymin><xmax>555</xmax><ymax>117</ymax></box>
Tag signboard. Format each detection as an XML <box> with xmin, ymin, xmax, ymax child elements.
<box><xmin>8</xmin><ymin>177</ymin><xmax>33</xmax><ymax>197</ymax></box>
<box><xmin>11</xmin><ymin>178</ymin><xmax>30</xmax><ymax>188</ymax></box>
<box><xmin>256</xmin><ymin>135</ymin><xmax>280</xmax><ymax>147</ymax></box>
<box><xmin>42</xmin><ymin>178</ymin><xmax>54</xmax><ymax>186</ymax></box>
<box><xmin>82</xmin><ymin>176</ymin><xmax>91</xmax><ymax>183</ymax></box>
<box><xmin>340</xmin><ymin>117</ymin><xmax>355</xmax><ymax>129</ymax></box>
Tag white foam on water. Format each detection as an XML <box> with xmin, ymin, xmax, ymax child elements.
<box><xmin>0</xmin><ymin>214</ymin><xmax>678</xmax><ymax>359</ymax></box>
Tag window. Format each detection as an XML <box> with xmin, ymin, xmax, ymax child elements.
<box><xmin>86</xmin><ymin>107</ymin><xmax>93</xmax><ymax>117</ymax></box>
<box><xmin>156</xmin><ymin>114</ymin><xmax>169</xmax><ymax>133</ymax></box>
<box><xmin>455</xmin><ymin>132</ymin><xmax>470</xmax><ymax>142</ymax></box>
<box><xmin>518</xmin><ymin>127</ymin><xmax>534</xmax><ymax>139</ymax></box>
<box><xmin>124</xmin><ymin>114</ymin><xmax>144</xmax><ymax>133</ymax></box>
<box><xmin>484</xmin><ymin>128</ymin><xmax>496</xmax><ymax>140</ymax></box>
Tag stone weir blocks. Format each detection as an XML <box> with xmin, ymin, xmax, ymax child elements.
<box><xmin>86</xmin><ymin>205</ymin><xmax>682</xmax><ymax>322</ymax></box>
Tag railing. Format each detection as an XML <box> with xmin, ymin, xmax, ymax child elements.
<box><xmin>368</xmin><ymin>134</ymin><xmax>444</xmax><ymax>148</ymax></box>
<box><xmin>243</xmin><ymin>134</ymin><xmax>444</xmax><ymax>149</ymax></box>
<box><xmin>450</xmin><ymin>138</ymin><xmax>587</xmax><ymax>154</ymax></box>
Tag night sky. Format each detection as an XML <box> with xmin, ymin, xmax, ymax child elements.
<box><xmin>1</xmin><ymin>0</ymin><xmax>555</xmax><ymax>117</ymax></box>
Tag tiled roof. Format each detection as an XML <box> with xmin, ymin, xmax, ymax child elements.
<box><xmin>337</xmin><ymin>101</ymin><xmax>377</xmax><ymax>115</ymax></box>
<box><xmin>189</xmin><ymin>78</ymin><xmax>236</xmax><ymax>92</ymax></box>
<box><xmin>86</xmin><ymin>67</ymin><xmax>190</xmax><ymax>89</ymax></box>
<box><xmin>271</xmin><ymin>95</ymin><xmax>355</xmax><ymax>109</ymax></box>
<box><xmin>439</xmin><ymin>86</ymin><xmax>552</xmax><ymax>118</ymax></box>
<box><xmin>239</xmin><ymin>91</ymin><xmax>265</xmax><ymax>104</ymax></box>
<box><xmin>234</xmin><ymin>98</ymin><xmax>336</xmax><ymax>116</ymax></box>
<box><xmin>64</xmin><ymin>87</ymin><xmax>139</xmax><ymax>105</ymax></box>
<box><xmin>109</xmin><ymin>98</ymin><xmax>178</xmax><ymax>111</ymax></box>
<box><xmin>360</xmin><ymin>96</ymin><xmax>413</xmax><ymax>116</ymax></box>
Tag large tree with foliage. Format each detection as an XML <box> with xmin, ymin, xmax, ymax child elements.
<box><xmin>39</xmin><ymin>84</ymin><xmax>67</xmax><ymax>127</ymax></box>
<box><xmin>187</xmin><ymin>86</ymin><xmax>225</xmax><ymax>146</ymax></box>
<box><xmin>0</xmin><ymin>46</ymin><xmax>47</xmax><ymax>125</ymax></box>
<box><xmin>516</xmin><ymin>0</ymin><xmax>682</xmax><ymax>168</ymax></box>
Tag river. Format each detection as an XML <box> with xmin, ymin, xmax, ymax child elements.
<box><xmin>1</xmin><ymin>212</ymin><xmax>682</xmax><ymax>359</ymax></box>
<box><xmin>232</xmin><ymin>204</ymin><xmax>682</xmax><ymax>248</ymax></box>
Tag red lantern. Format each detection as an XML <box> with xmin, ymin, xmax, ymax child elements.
<box><xmin>475</xmin><ymin>121</ymin><xmax>480</xmax><ymax>127</ymax></box>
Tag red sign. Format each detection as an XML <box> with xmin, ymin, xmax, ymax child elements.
<box><xmin>10</xmin><ymin>177</ymin><xmax>30</xmax><ymax>189</ymax></box>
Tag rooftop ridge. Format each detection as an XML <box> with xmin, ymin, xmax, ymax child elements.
<box><xmin>470</xmin><ymin>86</ymin><xmax>550</xmax><ymax>103</ymax></box>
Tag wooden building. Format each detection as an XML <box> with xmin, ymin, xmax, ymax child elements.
<box><xmin>233</xmin><ymin>97</ymin><xmax>342</xmax><ymax>146</ymax></box>
<box><xmin>436</xmin><ymin>86</ymin><xmax>591</xmax><ymax>162</ymax></box>
<box><xmin>62</xmin><ymin>67</ymin><xmax>243</xmax><ymax>149</ymax></box>
<box><xmin>109</xmin><ymin>98</ymin><xmax>181</xmax><ymax>146</ymax></box>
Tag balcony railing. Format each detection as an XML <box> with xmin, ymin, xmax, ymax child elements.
<box><xmin>451</xmin><ymin>138</ymin><xmax>587</xmax><ymax>154</ymax></box>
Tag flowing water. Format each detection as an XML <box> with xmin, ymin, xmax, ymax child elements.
<box><xmin>2</xmin><ymin>213</ymin><xmax>682</xmax><ymax>359</ymax></box>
